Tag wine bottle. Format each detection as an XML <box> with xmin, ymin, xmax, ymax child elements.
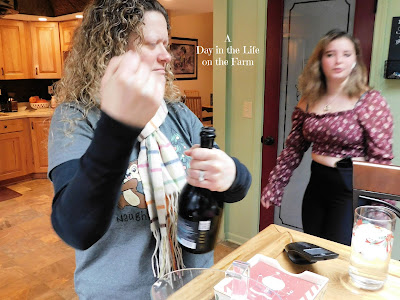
<box><xmin>177</xmin><ymin>127</ymin><xmax>224</xmax><ymax>254</ymax></box>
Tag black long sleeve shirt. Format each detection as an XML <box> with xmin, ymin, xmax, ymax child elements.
<box><xmin>50</xmin><ymin>112</ymin><xmax>252</xmax><ymax>250</ymax></box>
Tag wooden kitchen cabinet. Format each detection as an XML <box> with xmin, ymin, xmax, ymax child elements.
<box><xmin>0</xmin><ymin>119</ymin><xmax>30</xmax><ymax>181</ymax></box>
<box><xmin>59</xmin><ymin>19</ymin><xmax>81</xmax><ymax>70</ymax></box>
<box><xmin>0</xmin><ymin>19</ymin><xmax>30</xmax><ymax>79</ymax></box>
<box><xmin>30</xmin><ymin>22</ymin><xmax>62</xmax><ymax>79</ymax></box>
<box><xmin>0</xmin><ymin>115</ymin><xmax>51</xmax><ymax>183</ymax></box>
<box><xmin>29</xmin><ymin>117</ymin><xmax>51</xmax><ymax>173</ymax></box>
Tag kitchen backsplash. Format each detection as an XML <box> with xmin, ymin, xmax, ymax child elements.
<box><xmin>0</xmin><ymin>79</ymin><xmax>58</xmax><ymax>102</ymax></box>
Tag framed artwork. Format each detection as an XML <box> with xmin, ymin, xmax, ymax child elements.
<box><xmin>170</xmin><ymin>37</ymin><xmax>198</xmax><ymax>80</ymax></box>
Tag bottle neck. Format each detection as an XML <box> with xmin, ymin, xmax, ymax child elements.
<box><xmin>200</xmin><ymin>127</ymin><xmax>216</xmax><ymax>149</ymax></box>
<box><xmin>200</xmin><ymin>137</ymin><xmax>214</xmax><ymax>149</ymax></box>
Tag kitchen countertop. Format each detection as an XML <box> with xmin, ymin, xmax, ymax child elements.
<box><xmin>0</xmin><ymin>103</ymin><xmax>54</xmax><ymax>120</ymax></box>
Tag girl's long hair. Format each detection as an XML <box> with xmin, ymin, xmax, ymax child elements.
<box><xmin>54</xmin><ymin>0</ymin><xmax>180</xmax><ymax>117</ymax></box>
<box><xmin>298</xmin><ymin>29</ymin><xmax>369</xmax><ymax>105</ymax></box>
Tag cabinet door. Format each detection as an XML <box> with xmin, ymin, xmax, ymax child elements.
<box><xmin>30</xmin><ymin>118</ymin><xmax>51</xmax><ymax>173</ymax></box>
<box><xmin>30</xmin><ymin>22</ymin><xmax>62</xmax><ymax>79</ymax></box>
<box><xmin>0</xmin><ymin>19</ymin><xmax>29</xmax><ymax>79</ymax></box>
<box><xmin>0</xmin><ymin>131</ymin><xmax>28</xmax><ymax>181</ymax></box>
<box><xmin>59</xmin><ymin>19</ymin><xmax>81</xmax><ymax>69</ymax></box>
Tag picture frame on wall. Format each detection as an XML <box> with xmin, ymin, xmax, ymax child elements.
<box><xmin>170</xmin><ymin>37</ymin><xmax>198</xmax><ymax>80</ymax></box>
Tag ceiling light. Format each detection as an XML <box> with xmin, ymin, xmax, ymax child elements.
<box><xmin>38</xmin><ymin>17</ymin><xmax>47</xmax><ymax>21</ymax></box>
<box><xmin>76</xmin><ymin>14</ymin><xmax>83</xmax><ymax>19</ymax></box>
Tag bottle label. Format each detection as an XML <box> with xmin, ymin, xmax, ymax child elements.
<box><xmin>177</xmin><ymin>217</ymin><xmax>199</xmax><ymax>249</ymax></box>
<box><xmin>177</xmin><ymin>216</ymin><xmax>218</xmax><ymax>253</ymax></box>
<box><xmin>198</xmin><ymin>220</ymin><xmax>211</xmax><ymax>231</ymax></box>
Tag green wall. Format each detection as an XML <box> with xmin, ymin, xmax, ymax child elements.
<box><xmin>370</xmin><ymin>0</ymin><xmax>400</xmax><ymax>259</ymax></box>
<box><xmin>370</xmin><ymin>0</ymin><xmax>400</xmax><ymax>164</ymax></box>
<box><xmin>213</xmin><ymin>0</ymin><xmax>268</xmax><ymax>244</ymax></box>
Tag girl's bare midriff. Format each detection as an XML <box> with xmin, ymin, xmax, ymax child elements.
<box><xmin>312</xmin><ymin>153</ymin><xmax>365</xmax><ymax>168</ymax></box>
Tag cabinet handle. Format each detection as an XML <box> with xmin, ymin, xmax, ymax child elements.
<box><xmin>31</xmin><ymin>123</ymin><xmax>34</xmax><ymax>130</ymax></box>
<box><xmin>1</xmin><ymin>68</ymin><xmax>3</xmax><ymax>75</ymax></box>
<box><xmin>4</xmin><ymin>125</ymin><xmax>7</xmax><ymax>128</ymax></box>
<box><xmin>35</xmin><ymin>67</ymin><xmax>38</xmax><ymax>75</ymax></box>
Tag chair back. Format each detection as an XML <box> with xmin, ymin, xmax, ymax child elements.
<box><xmin>184</xmin><ymin>96</ymin><xmax>202</xmax><ymax>121</ymax></box>
<box><xmin>184</xmin><ymin>90</ymin><xmax>200</xmax><ymax>97</ymax></box>
<box><xmin>353</xmin><ymin>161</ymin><xmax>400</xmax><ymax>218</ymax></box>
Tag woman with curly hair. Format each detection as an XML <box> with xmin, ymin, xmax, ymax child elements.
<box><xmin>261</xmin><ymin>29</ymin><xmax>393</xmax><ymax>246</ymax></box>
<box><xmin>48</xmin><ymin>0</ymin><xmax>251</xmax><ymax>298</ymax></box>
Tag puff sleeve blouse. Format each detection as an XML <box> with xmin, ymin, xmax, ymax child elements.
<box><xmin>262</xmin><ymin>90</ymin><xmax>393</xmax><ymax>206</ymax></box>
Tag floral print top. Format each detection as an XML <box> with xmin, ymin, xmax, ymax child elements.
<box><xmin>263</xmin><ymin>90</ymin><xmax>393</xmax><ymax>206</ymax></box>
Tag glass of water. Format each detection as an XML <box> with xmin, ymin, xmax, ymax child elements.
<box><xmin>349</xmin><ymin>205</ymin><xmax>396</xmax><ymax>290</ymax></box>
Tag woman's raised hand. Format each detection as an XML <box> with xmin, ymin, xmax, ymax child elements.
<box><xmin>100</xmin><ymin>51</ymin><xmax>165</xmax><ymax>128</ymax></box>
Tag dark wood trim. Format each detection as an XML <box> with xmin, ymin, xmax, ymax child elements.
<box><xmin>260</xmin><ymin>0</ymin><xmax>284</xmax><ymax>231</ymax></box>
<box><xmin>353</xmin><ymin>0</ymin><xmax>376</xmax><ymax>77</ymax></box>
<box><xmin>0</xmin><ymin>172</ymin><xmax>47</xmax><ymax>186</ymax></box>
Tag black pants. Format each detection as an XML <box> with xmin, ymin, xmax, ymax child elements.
<box><xmin>301</xmin><ymin>161</ymin><xmax>366</xmax><ymax>246</ymax></box>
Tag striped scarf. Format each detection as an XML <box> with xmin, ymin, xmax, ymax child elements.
<box><xmin>137</xmin><ymin>101</ymin><xmax>187</xmax><ymax>278</ymax></box>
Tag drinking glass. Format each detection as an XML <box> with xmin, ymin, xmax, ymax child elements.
<box><xmin>348</xmin><ymin>205</ymin><xmax>396</xmax><ymax>290</ymax></box>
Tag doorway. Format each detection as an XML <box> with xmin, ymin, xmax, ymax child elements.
<box><xmin>260</xmin><ymin>0</ymin><xmax>376</xmax><ymax>231</ymax></box>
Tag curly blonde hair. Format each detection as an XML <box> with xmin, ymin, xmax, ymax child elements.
<box><xmin>54</xmin><ymin>0</ymin><xmax>181</xmax><ymax>117</ymax></box>
<box><xmin>298</xmin><ymin>29</ymin><xmax>369</xmax><ymax>105</ymax></box>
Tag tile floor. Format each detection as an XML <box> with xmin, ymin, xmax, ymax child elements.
<box><xmin>0</xmin><ymin>179</ymin><xmax>239</xmax><ymax>299</ymax></box>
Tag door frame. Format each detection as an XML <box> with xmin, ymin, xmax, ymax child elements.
<box><xmin>260</xmin><ymin>0</ymin><xmax>284</xmax><ymax>231</ymax></box>
<box><xmin>353</xmin><ymin>0</ymin><xmax>376</xmax><ymax>77</ymax></box>
<box><xmin>260</xmin><ymin>0</ymin><xmax>376</xmax><ymax>231</ymax></box>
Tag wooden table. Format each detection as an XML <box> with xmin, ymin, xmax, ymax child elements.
<box><xmin>166</xmin><ymin>224</ymin><xmax>400</xmax><ymax>299</ymax></box>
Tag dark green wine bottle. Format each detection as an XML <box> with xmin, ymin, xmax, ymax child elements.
<box><xmin>177</xmin><ymin>127</ymin><xmax>224</xmax><ymax>254</ymax></box>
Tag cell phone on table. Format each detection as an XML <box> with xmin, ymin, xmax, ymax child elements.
<box><xmin>284</xmin><ymin>242</ymin><xmax>339</xmax><ymax>265</ymax></box>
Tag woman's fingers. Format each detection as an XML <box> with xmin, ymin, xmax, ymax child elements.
<box><xmin>186</xmin><ymin>168</ymin><xmax>214</xmax><ymax>189</ymax></box>
<box><xmin>113</xmin><ymin>50</ymin><xmax>140</xmax><ymax>76</ymax></box>
<box><xmin>102</xmin><ymin>51</ymin><xmax>140</xmax><ymax>89</ymax></box>
<box><xmin>185</xmin><ymin>147</ymin><xmax>236</xmax><ymax>192</ymax></box>
<box><xmin>102</xmin><ymin>55</ymin><xmax>124</xmax><ymax>80</ymax></box>
<box><xmin>185</xmin><ymin>146</ymin><xmax>214</xmax><ymax>161</ymax></box>
<box><xmin>186</xmin><ymin>147</ymin><xmax>219</xmax><ymax>176</ymax></box>
<box><xmin>100</xmin><ymin>51</ymin><xmax>165</xmax><ymax>128</ymax></box>
<box><xmin>120</xmin><ymin>54</ymin><xmax>151</xmax><ymax>88</ymax></box>
<box><xmin>187</xmin><ymin>148</ymin><xmax>223</xmax><ymax>175</ymax></box>
<box><xmin>187</xmin><ymin>168</ymin><xmax>210</xmax><ymax>183</ymax></box>
<box><xmin>183</xmin><ymin>144</ymin><xmax>200</xmax><ymax>156</ymax></box>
